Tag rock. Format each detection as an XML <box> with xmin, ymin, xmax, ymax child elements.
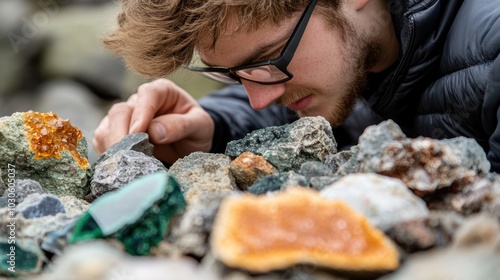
<box><xmin>440</xmin><ymin>137</ymin><xmax>490</xmax><ymax>175</ymax></box>
<box><xmin>309</xmin><ymin>175</ymin><xmax>340</xmax><ymax>191</ymax></box>
<box><xmin>168</xmin><ymin>193</ymin><xmax>228</xmax><ymax>257</ymax></box>
<box><xmin>38</xmin><ymin>240</ymin><xmax>127</xmax><ymax>280</ymax></box>
<box><xmin>70</xmin><ymin>172</ymin><xmax>186</xmax><ymax>256</ymax></box>
<box><xmin>0</xmin><ymin>197</ymin><xmax>7</xmax><ymax>209</ymax></box>
<box><xmin>248</xmin><ymin>171</ymin><xmax>309</xmax><ymax>195</ymax></box>
<box><xmin>380</xmin><ymin>216</ymin><xmax>500</xmax><ymax>280</ymax></box>
<box><xmin>320</xmin><ymin>173</ymin><xmax>429</xmax><ymax>231</ymax></box>
<box><xmin>8</xmin><ymin>179</ymin><xmax>46</xmax><ymax>205</ymax></box>
<box><xmin>226</xmin><ymin>117</ymin><xmax>337</xmax><ymax>172</ymax></box>
<box><xmin>299</xmin><ymin>161</ymin><xmax>334</xmax><ymax>178</ymax></box>
<box><xmin>17</xmin><ymin>193</ymin><xmax>66</xmax><ymax>219</ymax></box>
<box><xmin>324</xmin><ymin>148</ymin><xmax>357</xmax><ymax>173</ymax></box>
<box><xmin>0</xmin><ymin>238</ymin><xmax>46</xmax><ymax>277</ymax></box>
<box><xmin>91</xmin><ymin>149</ymin><xmax>167</xmax><ymax>198</ymax></box>
<box><xmin>229</xmin><ymin>152</ymin><xmax>277</xmax><ymax>190</ymax></box>
<box><xmin>169</xmin><ymin>152</ymin><xmax>239</xmax><ymax>203</ymax></box>
<box><xmin>19</xmin><ymin>213</ymin><xmax>79</xmax><ymax>245</ymax></box>
<box><xmin>0</xmin><ymin>111</ymin><xmax>90</xmax><ymax>199</ymax></box>
<box><xmin>211</xmin><ymin>187</ymin><xmax>399</xmax><ymax>274</ymax></box>
<box><xmin>41</xmin><ymin>219</ymin><xmax>78</xmax><ymax>256</ymax></box>
<box><xmin>93</xmin><ymin>132</ymin><xmax>154</xmax><ymax>167</ymax></box>
<box><xmin>102</xmin><ymin>257</ymin><xmax>218</xmax><ymax>280</ymax></box>
<box><xmin>59</xmin><ymin>195</ymin><xmax>90</xmax><ymax>217</ymax></box>
<box><xmin>386</xmin><ymin>219</ymin><xmax>437</xmax><ymax>253</ymax></box>
<box><xmin>0</xmin><ymin>168</ymin><xmax>5</xmax><ymax>196</ymax></box>
<box><xmin>427</xmin><ymin>211</ymin><xmax>466</xmax><ymax>247</ymax></box>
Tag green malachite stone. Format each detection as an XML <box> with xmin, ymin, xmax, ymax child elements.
<box><xmin>69</xmin><ymin>172</ymin><xmax>186</xmax><ymax>256</ymax></box>
<box><xmin>0</xmin><ymin>239</ymin><xmax>45</xmax><ymax>277</ymax></box>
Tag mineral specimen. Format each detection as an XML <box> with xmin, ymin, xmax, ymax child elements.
<box><xmin>69</xmin><ymin>172</ymin><xmax>186</xmax><ymax>256</ymax></box>
<box><xmin>211</xmin><ymin>187</ymin><xmax>399</xmax><ymax>273</ymax></box>
<box><xmin>229</xmin><ymin>152</ymin><xmax>277</xmax><ymax>190</ymax></box>
<box><xmin>0</xmin><ymin>111</ymin><xmax>90</xmax><ymax>198</ymax></box>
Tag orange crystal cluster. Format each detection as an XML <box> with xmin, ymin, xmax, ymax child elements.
<box><xmin>211</xmin><ymin>187</ymin><xmax>399</xmax><ymax>273</ymax></box>
<box><xmin>23</xmin><ymin>111</ymin><xmax>89</xmax><ymax>169</ymax></box>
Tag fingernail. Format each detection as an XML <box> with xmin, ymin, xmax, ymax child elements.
<box><xmin>154</xmin><ymin>124</ymin><xmax>167</xmax><ymax>143</ymax></box>
<box><xmin>129</xmin><ymin>120</ymin><xmax>141</xmax><ymax>134</ymax></box>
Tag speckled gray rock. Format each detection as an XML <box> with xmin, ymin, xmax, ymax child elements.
<box><xmin>440</xmin><ymin>137</ymin><xmax>490</xmax><ymax>175</ymax></box>
<box><xmin>91</xmin><ymin>150</ymin><xmax>168</xmax><ymax>198</ymax></box>
<box><xmin>19</xmin><ymin>213</ymin><xmax>79</xmax><ymax>245</ymax></box>
<box><xmin>168</xmin><ymin>192</ymin><xmax>229</xmax><ymax>257</ymax></box>
<box><xmin>17</xmin><ymin>193</ymin><xmax>66</xmax><ymax>219</ymax></box>
<box><xmin>6</xmin><ymin>179</ymin><xmax>45</xmax><ymax>206</ymax></box>
<box><xmin>320</xmin><ymin>173</ymin><xmax>429</xmax><ymax>231</ymax></box>
<box><xmin>329</xmin><ymin>147</ymin><xmax>360</xmax><ymax>177</ymax></box>
<box><xmin>41</xmin><ymin>219</ymin><xmax>78</xmax><ymax>256</ymax></box>
<box><xmin>93</xmin><ymin>132</ymin><xmax>154</xmax><ymax>167</ymax></box>
<box><xmin>0</xmin><ymin>112</ymin><xmax>90</xmax><ymax>199</ymax></box>
<box><xmin>299</xmin><ymin>161</ymin><xmax>334</xmax><ymax>178</ymax></box>
<box><xmin>169</xmin><ymin>152</ymin><xmax>238</xmax><ymax>202</ymax></box>
<box><xmin>248</xmin><ymin>171</ymin><xmax>309</xmax><ymax>195</ymax></box>
<box><xmin>59</xmin><ymin>196</ymin><xmax>90</xmax><ymax>217</ymax></box>
<box><xmin>225</xmin><ymin>116</ymin><xmax>337</xmax><ymax>172</ymax></box>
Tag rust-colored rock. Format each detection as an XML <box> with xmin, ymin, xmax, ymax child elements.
<box><xmin>23</xmin><ymin>111</ymin><xmax>88</xmax><ymax>169</ymax></box>
<box><xmin>211</xmin><ymin>187</ymin><xmax>399</xmax><ymax>273</ymax></box>
<box><xmin>229</xmin><ymin>152</ymin><xmax>277</xmax><ymax>190</ymax></box>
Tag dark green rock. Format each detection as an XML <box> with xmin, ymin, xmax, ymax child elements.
<box><xmin>248</xmin><ymin>172</ymin><xmax>309</xmax><ymax>195</ymax></box>
<box><xmin>225</xmin><ymin>117</ymin><xmax>336</xmax><ymax>172</ymax></box>
<box><xmin>69</xmin><ymin>172</ymin><xmax>186</xmax><ymax>256</ymax></box>
<box><xmin>0</xmin><ymin>238</ymin><xmax>46</xmax><ymax>277</ymax></box>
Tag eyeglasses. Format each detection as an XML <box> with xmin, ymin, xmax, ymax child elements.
<box><xmin>186</xmin><ymin>0</ymin><xmax>318</xmax><ymax>85</ymax></box>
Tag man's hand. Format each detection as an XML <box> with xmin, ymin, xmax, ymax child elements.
<box><xmin>93</xmin><ymin>78</ymin><xmax>214</xmax><ymax>164</ymax></box>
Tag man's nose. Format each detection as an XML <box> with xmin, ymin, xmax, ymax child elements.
<box><xmin>241</xmin><ymin>80</ymin><xmax>286</xmax><ymax>110</ymax></box>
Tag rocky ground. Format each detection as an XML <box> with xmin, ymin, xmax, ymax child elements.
<box><xmin>1</xmin><ymin>113</ymin><xmax>499</xmax><ymax>280</ymax></box>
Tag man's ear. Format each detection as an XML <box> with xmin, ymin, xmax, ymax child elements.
<box><xmin>348</xmin><ymin>0</ymin><xmax>371</xmax><ymax>10</ymax></box>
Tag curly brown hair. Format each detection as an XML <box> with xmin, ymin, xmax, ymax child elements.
<box><xmin>103</xmin><ymin>0</ymin><xmax>343</xmax><ymax>78</ymax></box>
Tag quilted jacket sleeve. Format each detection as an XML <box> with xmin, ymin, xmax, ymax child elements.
<box><xmin>482</xmin><ymin>55</ymin><xmax>500</xmax><ymax>172</ymax></box>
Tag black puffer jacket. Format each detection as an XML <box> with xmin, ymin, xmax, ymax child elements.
<box><xmin>199</xmin><ymin>0</ymin><xmax>500</xmax><ymax>171</ymax></box>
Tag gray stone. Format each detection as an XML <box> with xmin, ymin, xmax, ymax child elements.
<box><xmin>0</xmin><ymin>112</ymin><xmax>90</xmax><ymax>199</ymax></box>
<box><xmin>17</xmin><ymin>193</ymin><xmax>66</xmax><ymax>219</ymax></box>
<box><xmin>356</xmin><ymin>119</ymin><xmax>407</xmax><ymax>171</ymax></box>
<box><xmin>452</xmin><ymin>214</ymin><xmax>500</xmax><ymax>249</ymax></box>
<box><xmin>41</xmin><ymin>219</ymin><xmax>78</xmax><ymax>256</ymax></box>
<box><xmin>59</xmin><ymin>196</ymin><xmax>90</xmax><ymax>217</ymax></box>
<box><xmin>19</xmin><ymin>213</ymin><xmax>79</xmax><ymax>244</ymax></box>
<box><xmin>320</xmin><ymin>173</ymin><xmax>429</xmax><ymax>231</ymax></box>
<box><xmin>91</xmin><ymin>150</ymin><xmax>167</xmax><ymax>198</ymax></box>
<box><xmin>309</xmin><ymin>175</ymin><xmax>340</xmax><ymax>191</ymax></box>
<box><xmin>324</xmin><ymin>148</ymin><xmax>356</xmax><ymax>173</ymax></box>
<box><xmin>333</xmin><ymin>147</ymin><xmax>360</xmax><ymax>177</ymax></box>
<box><xmin>440</xmin><ymin>137</ymin><xmax>490</xmax><ymax>175</ymax></box>
<box><xmin>226</xmin><ymin>117</ymin><xmax>337</xmax><ymax>172</ymax></box>
<box><xmin>94</xmin><ymin>132</ymin><xmax>154</xmax><ymax>167</ymax></box>
<box><xmin>0</xmin><ymin>197</ymin><xmax>7</xmax><ymax>209</ymax></box>
<box><xmin>0</xmin><ymin>168</ymin><xmax>5</xmax><ymax>196</ymax></box>
<box><xmin>169</xmin><ymin>152</ymin><xmax>238</xmax><ymax>203</ymax></box>
<box><xmin>8</xmin><ymin>179</ymin><xmax>46</xmax><ymax>205</ymax></box>
<box><xmin>168</xmin><ymin>193</ymin><xmax>228</xmax><ymax>257</ymax></box>
<box><xmin>299</xmin><ymin>161</ymin><xmax>334</xmax><ymax>178</ymax></box>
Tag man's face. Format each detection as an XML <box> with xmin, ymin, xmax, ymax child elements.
<box><xmin>199</xmin><ymin>8</ymin><xmax>388</xmax><ymax>127</ymax></box>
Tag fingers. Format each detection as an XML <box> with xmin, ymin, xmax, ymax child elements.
<box><xmin>128</xmin><ymin>79</ymin><xmax>197</xmax><ymax>134</ymax></box>
<box><xmin>93</xmin><ymin>102</ymin><xmax>134</xmax><ymax>154</ymax></box>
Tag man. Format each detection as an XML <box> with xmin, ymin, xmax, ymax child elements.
<box><xmin>93</xmin><ymin>0</ymin><xmax>500</xmax><ymax>171</ymax></box>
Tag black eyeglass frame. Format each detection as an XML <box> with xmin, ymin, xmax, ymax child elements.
<box><xmin>186</xmin><ymin>0</ymin><xmax>318</xmax><ymax>85</ymax></box>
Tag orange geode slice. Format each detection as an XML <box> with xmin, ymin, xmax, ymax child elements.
<box><xmin>211</xmin><ymin>187</ymin><xmax>399</xmax><ymax>273</ymax></box>
<box><xmin>23</xmin><ymin>111</ymin><xmax>89</xmax><ymax>169</ymax></box>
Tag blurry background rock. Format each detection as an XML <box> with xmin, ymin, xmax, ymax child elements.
<box><xmin>0</xmin><ymin>0</ymin><xmax>224</xmax><ymax>164</ymax></box>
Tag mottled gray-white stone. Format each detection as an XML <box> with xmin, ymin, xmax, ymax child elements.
<box><xmin>248</xmin><ymin>171</ymin><xmax>309</xmax><ymax>195</ymax></box>
<box><xmin>440</xmin><ymin>137</ymin><xmax>490</xmax><ymax>175</ymax></box>
<box><xmin>17</xmin><ymin>193</ymin><xmax>66</xmax><ymax>219</ymax></box>
<box><xmin>59</xmin><ymin>196</ymin><xmax>90</xmax><ymax>217</ymax></box>
<box><xmin>91</xmin><ymin>150</ymin><xmax>167</xmax><ymax>198</ymax></box>
<box><xmin>168</xmin><ymin>193</ymin><xmax>229</xmax><ymax>257</ymax></box>
<box><xmin>169</xmin><ymin>152</ymin><xmax>238</xmax><ymax>203</ymax></box>
<box><xmin>226</xmin><ymin>117</ymin><xmax>337</xmax><ymax>172</ymax></box>
<box><xmin>452</xmin><ymin>214</ymin><xmax>500</xmax><ymax>249</ymax></box>
<box><xmin>0</xmin><ymin>113</ymin><xmax>90</xmax><ymax>199</ymax></box>
<box><xmin>93</xmin><ymin>132</ymin><xmax>154</xmax><ymax>167</ymax></box>
<box><xmin>41</xmin><ymin>219</ymin><xmax>78</xmax><ymax>256</ymax></box>
<box><xmin>299</xmin><ymin>161</ymin><xmax>334</xmax><ymax>178</ymax></box>
<box><xmin>19</xmin><ymin>213</ymin><xmax>82</xmax><ymax>245</ymax></box>
<box><xmin>356</xmin><ymin>120</ymin><xmax>407</xmax><ymax>170</ymax></box>
<box><xmin>321</xmin><ymin>173</ymin><xmax>429</xmax><ymax>231</ymax></box>
<box><xmin>37</xmin><ymin>240</ymin><xmax>126</xmax><ymax>280</ymax></box>
<box><xmin>309</xmin><ymin>175</ymin><xmax>341</xmax><ymax>191</ymax></box>
<box><xmin>7</xmin><ymin>179</ymin><xmax>45</xmax><ymax>206</ymax></box>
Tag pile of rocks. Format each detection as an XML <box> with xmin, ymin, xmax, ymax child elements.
<box><xmin>1</xmin><ymin>111</ymin><xmax>499</xmax><ymax>280</ymax></box>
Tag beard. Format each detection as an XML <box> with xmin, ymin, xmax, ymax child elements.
<box><xmin>276</xmin><ymin>28</ymin><xmax>383</xmax><ymax>128</ymax></box>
